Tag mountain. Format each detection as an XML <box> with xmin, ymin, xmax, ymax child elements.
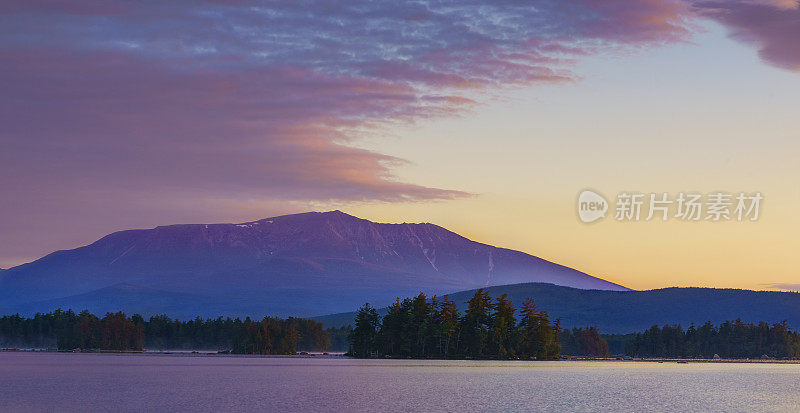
<box><xmin>316</xmin><ymin>282</ymin><xmax>800</xmax><ymax>334</ymax></box>
<box><xmin>0</xmin><ymin>211</ymin><xmax>626</xmax><ymax>318</ymax></box>
<box><xmin>12</xmin><ymin>283</ymin><xmax>206</xmax><ymax>317</ymax></box>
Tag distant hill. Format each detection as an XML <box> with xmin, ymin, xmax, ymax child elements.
<box><xmin>12</xmin><ymin>283</ymin><xmax>206</xmax><ymax>317</ymax></box>
<box><xmin>0</xmin><ymin>211</ymin><xmax>625</xmax><ymax>318</ymax></box>
<box><xmin>315</xmin><ymin>282</ymin><xmax>800</xmax><ymax>334</ymax></box>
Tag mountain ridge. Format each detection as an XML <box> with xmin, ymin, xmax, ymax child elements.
<box><xmin>0</xmin><ymin>210</ymin><xmax>627</xmax><ymax>317</ymax></box>
<box><xmin>315</xmin><ymin>282</ymin><xmax>800</xmax><ymax>334</ymax></box>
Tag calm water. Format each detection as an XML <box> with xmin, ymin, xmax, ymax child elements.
<box><xmin>1</xmin><ymin>353</ymin><xmax>800</xmax><ymax>412</ymax></box>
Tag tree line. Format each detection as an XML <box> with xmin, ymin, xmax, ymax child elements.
<box><xmin>624</xmin><ymin>320</ymin><xmax>800</xmax><ymax>359</ymax></box>
<box><xmin>5</xmin><ymin>307</ymin><xmax>796</xmax><ymax>360</ymax></box>
<box><xmin>560</xmin><ymin>327</ymin><xmax>610</xmax><ymax>357</ymax></box>
<box><xmin>347</xmin><ymin>289</ymin><xmax>561</xmax><ymax>359</ymax></box>
<box><xmin>0</xmin><ymin>309</ymin><xmax>330</xmax><ymax>354</ymax></box>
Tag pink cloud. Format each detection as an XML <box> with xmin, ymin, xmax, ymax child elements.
<box><xmin>0</xmin><ymin>0</ymin><xmax>703</xmax><ymax>265</ymax></box>
<box><xmin>692</xmin><ymin>0</ymin><xmax>800</xmax><ymax>70</ymax></box>
<box><xmin>0</xmin><ymin>49</ymin><xmax>466</xmax><ymax>200</ymax></box>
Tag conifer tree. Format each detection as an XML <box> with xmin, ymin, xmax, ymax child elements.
<box><xmin>460</xmin><ymin>289</ymin><xmax>492</xmax><ymax>358</ymax></box>
<box><xmin>410</xmin><ymin>293</ymin><xmax>431</xmax><ymax>357</ymax></box>
<box><xmin>348</xmin><ymin>303</ymin><xmax>380</xmax><ymax>358</ymax></box>
<box><xmin>489</xmin><ymin>293</ymin><xmax>517</xmax><ymax>358</ymax></box>
<box><xmin>438</xmin><ymin>295</ymin><xmax>459</xmax><ymax>358</ymax></box>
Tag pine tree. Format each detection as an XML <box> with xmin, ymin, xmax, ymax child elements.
<box><xmin>518</xmin><ymin>298</ymin><xmax>541</xmax><ymax>359</ymax></box>
<box><xmin>460</xmin><ymin>289</ymin><xmax>492</xmax><ymax>358</ymax></box>
<box><xmin>379</xmin><ymin>299</ymin><xmax>406</xmax><ymax>357</ymax></box>
<box><xmin>409</xmin><ymin>293</ymin><xmax>431</xmax><ymax>357</ymax></box>
<box><xmin>348</xmin><ymin>303</ymin><xmax>380</xmax><ymax>358</ymax></box>
<box><xmin>489</xmin><ymin>293</ymin><xmax>517</xmax><ymax>358</ymax></box>
<box><xmin>438</xmin><ymin>295</ymin><xmax>459</xmax><ymax>358</ymax></box>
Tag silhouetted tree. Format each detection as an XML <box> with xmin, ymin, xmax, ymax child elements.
<box><xmin>438</xmin><ymin>295</ymin><xmax>460</xmax><ymax>358</ymax></box>
<box><xmin>560</xmin><ymin>327</ymin><xmax>609</xmax><ymax>357</ymax></box>
<box><xmin>488</xmin><ymin>294</ymin><xmax>517</xmax><ymax>358</ymax></box>
<box><xmin>518</xmin><ymin>298</ymin><xmax>560</xmax><ymax>360</ymax></box>
<box><xmin>625</xmin><ymin>320</ymin><xmax>800</xmax><ymax>359</ymax></box>
<box><xmin>459</xmin><ymin>289</ymin><xmax>493</xmax><ymax>358</ymax></box>
<box><xmin>348</xmin><ymin>303</ymin><xmax>380</xmax><ymax>358</ymax></box>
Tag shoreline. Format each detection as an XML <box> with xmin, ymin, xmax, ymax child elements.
<box><xmin>3</xmin><ymin>349</ymin><xmax>799</xmax><ymax>363</ymax></box>
<box><xmin>565</xmin><ymin>357</ymin><xmax>800</xmax><ymax>364</ymax></box>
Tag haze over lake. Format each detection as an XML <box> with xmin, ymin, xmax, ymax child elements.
<box><xmin>2</xmin><ymin>353</ymin><xmax>799</xmax><ymax>412</ymax></box>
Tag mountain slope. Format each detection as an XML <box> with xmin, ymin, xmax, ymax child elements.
<box><xmin>0</xmin><ymin>211</ymin><xmax>626</xmax><ymax>317</ymax></box>
<box><xmin>10</xmin><ymin>283</ymin><xmax>207</xmax><ymax>318</ymax></box>
<box><xmin>315</xmin><ymin>282</ymin><xmax>800</xmax><ymax>334</ymax></box>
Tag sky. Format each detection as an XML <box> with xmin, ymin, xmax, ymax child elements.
<box><xmin>1</xmin><ymin>0</ymin><xmax>798</xmax><ymax>291</ymax></box>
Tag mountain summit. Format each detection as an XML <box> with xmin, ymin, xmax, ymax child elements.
<box><xmin>0</xmin><ymin>211</ymin><xmax>627</xmax><ymax>318</ymax></box>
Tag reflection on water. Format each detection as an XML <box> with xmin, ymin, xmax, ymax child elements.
<box><xmin>1</xmin><ymin>353</ymin><xmax>799</xmax><ymax>412</ymax></box>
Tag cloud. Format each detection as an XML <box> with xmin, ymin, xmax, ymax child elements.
<box><xmin>691</xmin><ymin>0</ymin><xmax>800</xmax><ymax>71</ymax></box>
<box><xmin>0</xmin><ymin>0</ymin><xmax>696</xmax><ymax>199</ymax></box>
<box><xmin>0</xmin><ymin>49</ymin><xmax>471</xmax><ymax>201</ymax></box>
<box><xmin>761</xmin><ymin>283</ymin><xmax>800</xmax><ymax>291</ymax></box>
<box><xmin>1</xmin><ymin>0</ymin><xmax>700</xmax><ymax>264</ymax></box>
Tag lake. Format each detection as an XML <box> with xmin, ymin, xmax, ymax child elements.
<box><xmin>1</xmin><ymin>353</ymin><xmax>799</xmax><ymax>412</ymax></box>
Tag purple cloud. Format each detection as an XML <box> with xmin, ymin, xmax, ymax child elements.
<box><xmin>762</xmin><ymin>282</ymin><xmax>800</xmax><ymax>291</ymax></box>
<box><xmin>0</xmin><ymin>0</ymin><xmax>711</xmax><ymax>264</ymax></box>
<box><xmin>692</xmin><ymin>0</ymin><xmax>800</xmax><ymax>70</ymax></box>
